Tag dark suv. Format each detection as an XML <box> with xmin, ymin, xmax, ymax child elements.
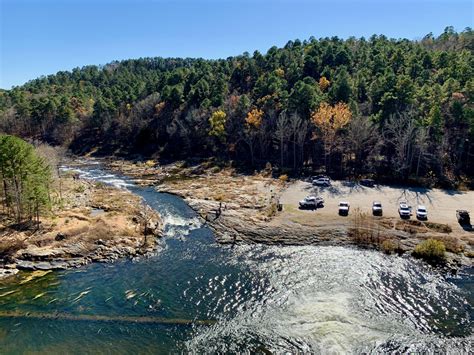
<box><xmin>360</xmin><ymin>178</ymin><xmax>375</xmax><ymax>187</ymax></box>
<box><xmin>456</xmin><ymin>210</ymin><xmax>470</xmax><ymax>225</ymax></box>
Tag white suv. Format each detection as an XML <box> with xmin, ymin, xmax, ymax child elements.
<box><xmin>398</xmin><ymin>202</ymin><xmax>411</xmax><ymax>219</ymax></box>
<box><xmin>416</xmin><ymin>205</ymin><xmax>428</xmax><ymax>220</ymax></box>
<box><xmin>338</xmin><ymin>201</ymin><xmax>350</xmax><ymax>216</ymax></box>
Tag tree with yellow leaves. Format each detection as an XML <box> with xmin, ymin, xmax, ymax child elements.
<box><xmin>311</xmin><ymin>102</ymin><xmax>352</xmax><ymax>170</ymax></box>
<box><xmin>244</xmin><ymin>108</ymin><xmax>264</xmax><ymax>166</ymax></box>
<box><xmin>319</xmin><ymin>76</ymin><xmax>330</xmax><ymax>91</ymax></box>
<box><xmin>209</xmin><ymin>110</ymin><xmax>227</xmax><ymax>140</ymax></box>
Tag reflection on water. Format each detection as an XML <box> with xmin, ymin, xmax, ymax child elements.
<box><xmin>0</xmin><ymin>163</ymin><xmax>471</xmax><ymax>353</ymax></box>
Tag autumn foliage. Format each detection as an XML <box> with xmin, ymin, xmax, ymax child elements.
<box><xmin>245</xmin><ymin>108</ymin><xmax>264</xmax><ymax>129</ymax></box>
<box><xmin>209</xmin><ymin>110</ymin><xmax>227</xmax><ymax>139</ymax></box>
<box><xmin>311</xmin><ymin>102</ymin><xmax>352</xmax><ymax>164</ymax></box>
<box><xmin>311</xmin><ymin>102</ymin><xmax>352</xmax><ymax>137</ymax></box>
<box><xmin>319</xmin><ymin>76</ymin><xmax>330</xmax><ymax>91</ymax></box>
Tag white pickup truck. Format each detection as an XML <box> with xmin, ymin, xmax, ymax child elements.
<box><xmin>299</xmin><ymin>196</ymin><xmax>324</xmax><ymax>209</ymax></box>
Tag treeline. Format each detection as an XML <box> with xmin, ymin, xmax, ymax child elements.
<box><xmin>0</xmin><ymin>135</ymin><xmax>52</xmax><ymax>225</ymax></box>
<box><xmin>0</xmin><ymin>27</ymin><xmax>473</xmax><ymax>185</ymax></box>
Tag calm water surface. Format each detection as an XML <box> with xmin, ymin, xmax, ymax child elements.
<box><xmin>0</xmin><ymin>162</ymin><xmax>472</xmax><ymax>353</ymax></box>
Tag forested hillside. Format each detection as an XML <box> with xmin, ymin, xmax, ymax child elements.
<box><xmin>0</xmin><ymin>27</ymin><xmax>473</xmax><ymax>185</ymax></box>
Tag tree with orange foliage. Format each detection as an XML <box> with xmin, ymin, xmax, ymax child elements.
<box><xmin>311</xmin><ymin>102</ymin><xmax>352</xmax><ymax>170</ymax></box>
<box><xmin>245</xmin><ymin>108</ymin><xmax>264</xmax><ymax>129</ymax></box>
<box><xmin>319</xmin><ymin>76</ymin><xmax>330</xmax><ymax>91</ymax></box>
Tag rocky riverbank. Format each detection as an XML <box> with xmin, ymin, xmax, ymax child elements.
<box><xmin>0</xmin><ymin>173</ymin><xmax>162</xmax><ymax>280</ymax></box>
<box><xmin>101</xmin><ymin>158</ymin><xmax>473</xmax><ymax>269</ymax></box>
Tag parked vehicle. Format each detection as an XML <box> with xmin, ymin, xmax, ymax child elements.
<box><xmin>372</xmin><ymin>201</ymin><xmax>383</xmax><ymax>216</ymax></box>
<box><xmin>456</xmin><ymin>210</ymin><xmax>471</xmax><ymax>225</ymax></box>
<box><xmin>338</xmin><ymin>201</ymin><xmax>350</xmax><ymax>216</ymax></box>
<box><xmin>360</xmin><ymin>178</ymin><xmax>375</xmax><ymax>187</ymax></box>
<box><xmin>299</xmin><ymin>196</ymin><xmax>324</xmax><ymax>209</ymax></box>
<box><xmin>398</xmin><ymin>202</ymin><xmax>411</xmax><ymax>219</ymax></box>
<box><xmin>311</xmin><ymin>175</ymin><xmax>329</xmax><ymax>181</ymax></box>
<box><xmin>313</xmin><ymin>177</ymin><xmax>331</xmax><ymax>186</ymax></box>
<box><xmin>416</xmin><ymin>205</ymin><xmax>428</xmax><ymax>220</ymax></box>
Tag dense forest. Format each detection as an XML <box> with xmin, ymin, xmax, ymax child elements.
<box><xmin>0</xmin><ymin>27</ymin><xmax>473</xmax><ymax>186</ymax></box>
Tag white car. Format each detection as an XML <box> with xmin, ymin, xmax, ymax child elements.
<box><xmin>312</xmin><ymin>177</ymin><xmax>331</xmax><ymax>187</ymax></box>
<box><xmin>398</xmin><ymin>202</ymin><xmax>411</xmax><ymax>219</ymax></box>
<box><xmin>338</xmin><ymin>201</ymin><xmax>350</xmax><ymax>216</ymax></box>
<box><xmin>416</xmin><ymin>205</ymin><xmax>428</xmax><ymax>220</ymax></box>
<box><xmin>372</xmin><ymin>201</ymin><xmax>383</xmax><ymax>216</ymax></box>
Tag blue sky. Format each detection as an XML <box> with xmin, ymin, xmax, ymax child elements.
<box><xmin>0</xmin><ymin>0</ymin><xmax>472</xmax><ymax>89</ymax></box>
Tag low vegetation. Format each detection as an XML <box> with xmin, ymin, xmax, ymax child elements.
<box><xmin>348</xmin><ymin>208</ymin><xmax>400</xmax><ymax>254</ymax></box>
<box><xmin>413</xmin><ymin>239</ymin><xmax>446</xmax><ymax>261</ymax></box>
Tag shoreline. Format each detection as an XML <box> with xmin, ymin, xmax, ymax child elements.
<box><xmin>102</xmin><ymin>157</ymin><xmax>474</xmax><ymax>270</ymax></box>
<box><xmin>0</xmin><ymin>171</ymin><xmax>162</xmax><ymax>280</ymax></box>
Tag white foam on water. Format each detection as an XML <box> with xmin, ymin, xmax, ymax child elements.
<box><xmin>161</xmin><ymin>212</ymin><xmax>201</xmax><ymax>238</ymax></box>
<box><xmin>59</xmin><ymin>166</ymin><xmax>133</xmax><ymax>189</ymax></box>
<box><xmin>186</xmin><ymin>246</ymin><xmax>471</xmax><ymax>353</ymax></box>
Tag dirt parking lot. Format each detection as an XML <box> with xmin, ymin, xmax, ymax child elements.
<box><xmin>280</xmin><ymin>180</ymin><xmax>474</xmax><ymax>233</ymax></box>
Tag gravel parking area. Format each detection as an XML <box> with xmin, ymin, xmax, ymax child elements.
<box><xmin>280</xmin><ymin>180</ymin><xmax>474</xmax><ymax>233</ymax></box>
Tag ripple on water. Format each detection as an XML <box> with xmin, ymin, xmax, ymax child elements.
<box><xmin>186</xmin><ymin>245</ymin><xmax>473</xmax><ymax>353</ymax></box>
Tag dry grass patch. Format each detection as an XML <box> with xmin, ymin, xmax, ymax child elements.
<box><xmin>424</xmin><ymin>222</ymin><xmax>452</xmax><ymax>234</ymax></box>
<box><xmin>349</xmin><ymin>208</ymin><xmax>401</xmax><ymax>253</ymax></box>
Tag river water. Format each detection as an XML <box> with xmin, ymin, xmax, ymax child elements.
<box><xmin>0</xmin><ymin>163</ymin><xmax>472</xmax><ymax>353</ymax></box>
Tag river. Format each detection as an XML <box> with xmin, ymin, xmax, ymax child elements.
<box><xmin>0</xmin><ymin>162</ymin><xmax>472</xmax><ymax>353</ymax></box>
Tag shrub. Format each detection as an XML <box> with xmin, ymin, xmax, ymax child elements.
<box><xmin>413</xmin><ymin>239</ymin><xmax>446</xmax><ymax>261</ymax></box>
<box><xmin>279</xmin><ymin>174</ymin><xmax>288</xmax><ymax>182</ymax></box>
<box><xmin>209</xmin><ymin>166</ymin><xmax>221</xmax><ymax>174</ymax></box>
<box><xmin>265</xmin><ymin>202</ymin><xmax>278</xmax><ymax>218</ymax></box>
<box><xmin>381</xmin><ymin>239</ymin><xmax>396</xmax><ymax>254</ymax></box>
<box><xmin>214</xmin><ymin>194</ymin><xmax>223</xmax><ymax>202</ymax></box>
<box><xmin>435</xmin><ymin>236</ymin><xmax>464</xmax><ymax>253</ymax></box>
<box><xmin>74</xmin><ymin>185</ymin><xmax>86</xmax><ymax>193</ymax></box>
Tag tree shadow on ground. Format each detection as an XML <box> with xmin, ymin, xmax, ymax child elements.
<box><xmin>443</xmin><ymin>189</ymin><xmax>465</xmax><ymax>196</ymax></box>
<box><xmin>0</xmin><ymin>220</ymin><xmax>37</xmax><ymax>234</ymax></box>
<box><xmin>396</xmin><ymin>186</ymin><xmax>434</xmax><ymax>206</ymax></box>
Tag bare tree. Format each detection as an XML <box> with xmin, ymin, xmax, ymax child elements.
<box><xmin>296</xmin><ymin>119</ymin><xmax>309</xmax><ymax>170</ymax></box>
<box><xmin>383</xmin><ymin>111</ymin><xmax>418</xmax><ymax>179</ymax></box>
<box><xmin>274</xmin><ymin>111</ymin><xmax>290</xmax><ymax>168</ymax></box>
<box><xmin>346</xmin><ymin>115</ymin><xmax>380</xmax><ymax>175</ymax></box>
<box><xmin>289</xmin><ymin>113</ymin><xmax>300</xmax><ymax>170</ymax></box>
<box><xmin>243</xmin><ymin>127</ymin><xmax>259</xmax><ymax>167</ymax></box>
